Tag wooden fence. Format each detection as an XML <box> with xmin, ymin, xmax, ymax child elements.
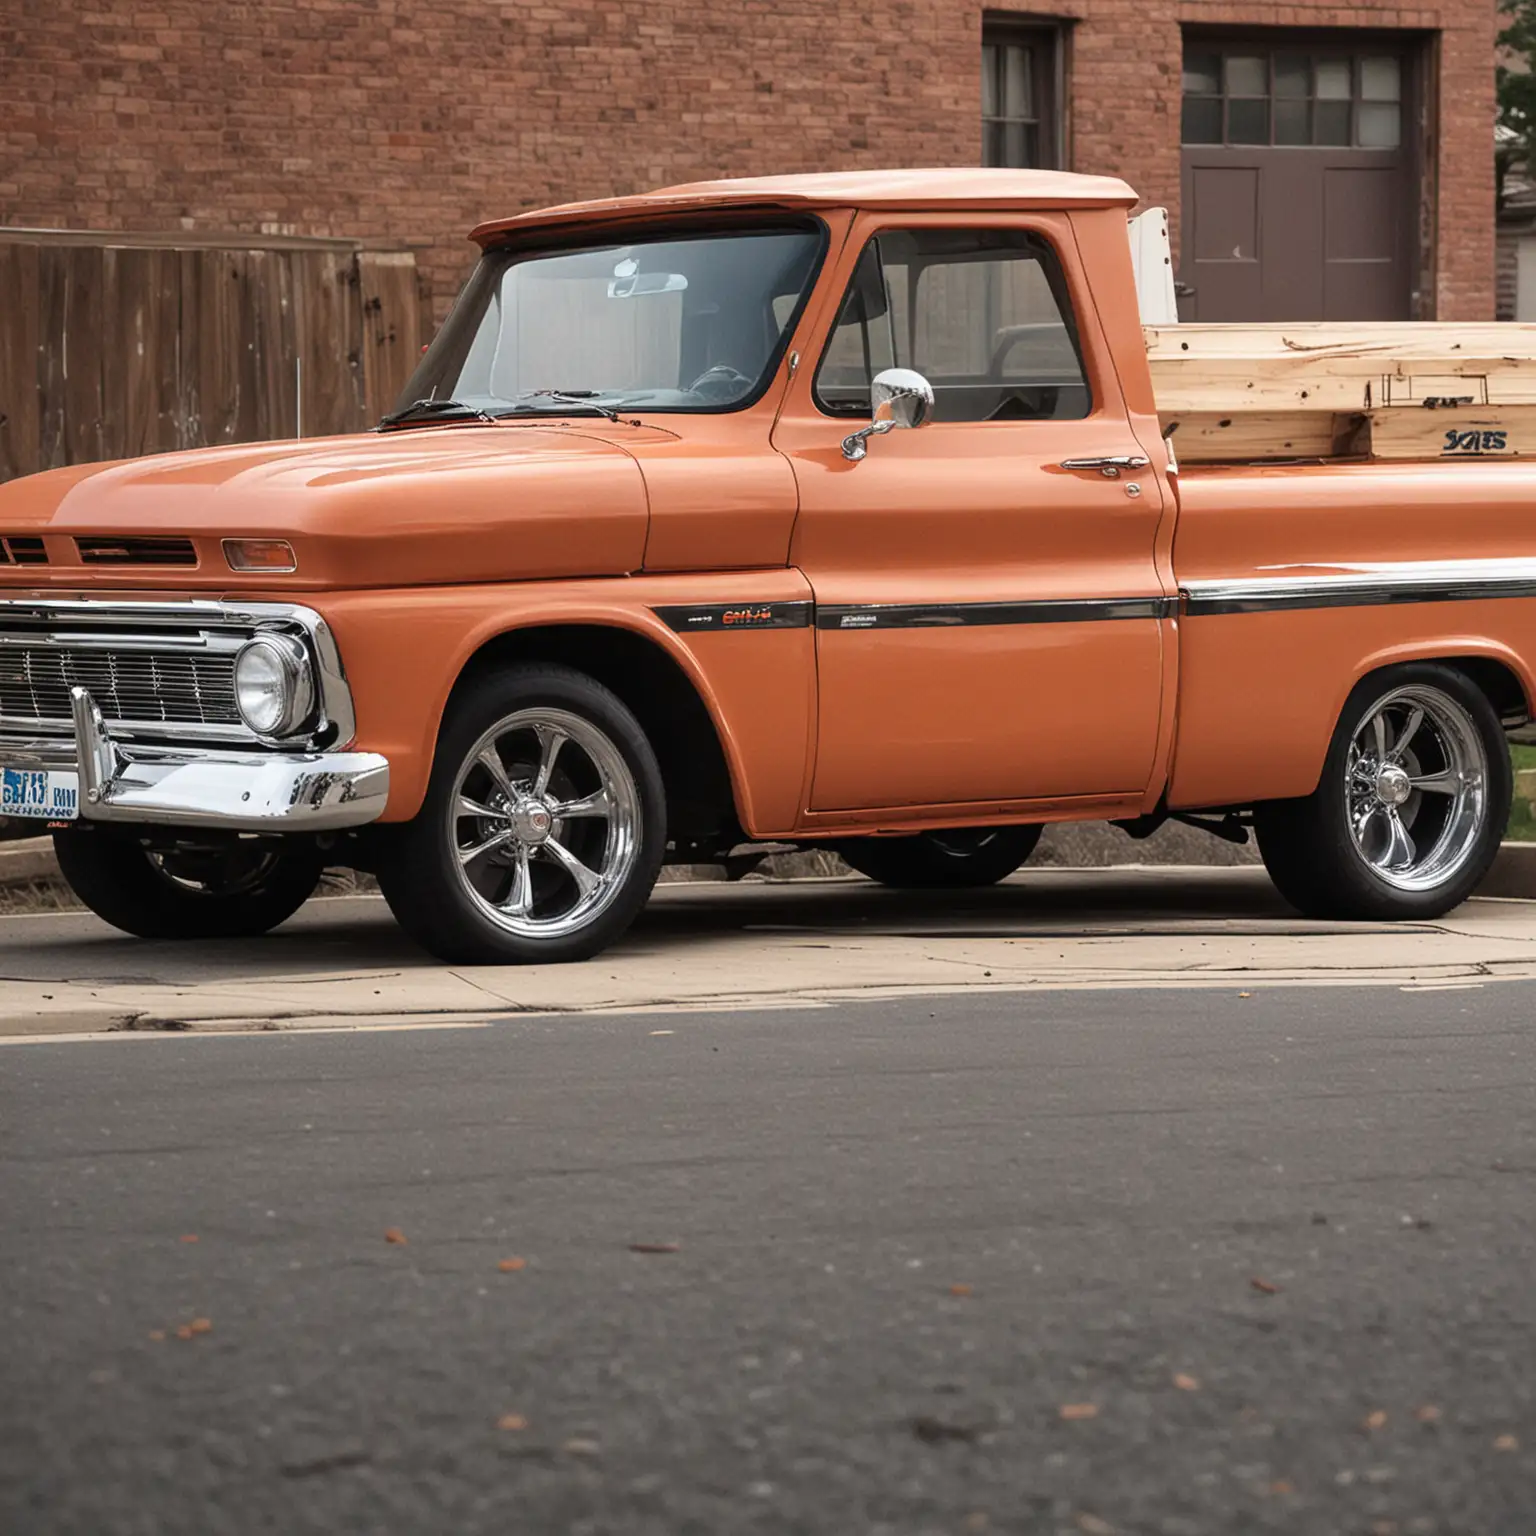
<box><xmin>0</xmin><ymin>231</ymin><xmax>431</xmax><ymax>483</ymax></box>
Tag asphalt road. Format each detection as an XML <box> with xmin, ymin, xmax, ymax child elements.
<box><xmin>3</xmin><ymin>986</ymin><xmax>1535</xmax><ymax>1535</ymax></box>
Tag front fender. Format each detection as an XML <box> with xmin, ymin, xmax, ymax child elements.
<box><xmin>314</xmin><ymin>573</ymin><xmax>817</xmax><ymax>834</ymax></box>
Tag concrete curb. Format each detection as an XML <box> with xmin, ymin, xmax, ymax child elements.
<box><xmin>1477</xmin><ymin>841</ymin><xmax>1536</xmax><ymax>900</ymax></box>
<box><xmin>0</xmin><ymin>835</ymin><xmax>61</xmax><ymax>887</ymax></box>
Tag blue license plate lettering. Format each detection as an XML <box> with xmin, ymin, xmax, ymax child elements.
<box><xmin>1</xmin><ymin>768</ymin><xmax>78</xmax><ymax>819</ymax></box>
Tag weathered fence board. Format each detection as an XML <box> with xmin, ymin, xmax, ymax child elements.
<box><xmin>0</xmin><ymin>231</ymin><xmax>428</xmax><ymax>482</ymax></box>
<box><xmin>0</xmin><ymin>242</ymin><xmax>40</xmax><ymax>482</ymax></box>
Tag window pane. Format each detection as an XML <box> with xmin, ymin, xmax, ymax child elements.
<box><xmin>1228</xmin><ymin>99</ymin><xmax>1270</xmax><ymax>144</ymax></box>
<box><xmin>1275</xmin><ymin>57</ymin><xmax>1309</xmax><ymax>98</ymax></box>
<box><xmin>1361</xmin><ymin>56</ymin><xmax>1401</xmax><ymax>101</ymax></box>
<box><xmin>1181</xmin><ymin>97</ymin><xmax>1223</xmax><ymax>144</ymax></box>
<box><xmin>1002</xmin><ymin>120</ymin><xmax>1038</xmax><ymax>168</ymax></box>
<box><xmin>1226</xmin><ymin>55</ymin><xmax>1267</xmax><ymax>97</ymax></box>
<box><xmin>1315</xmin><ymin>60</ymin><xmax>1351</xmax><ymax>99</ymax></box>
<box><xmin>1003</xmin><ymin>45</ymin><xmax>1034</xmax><ymax>118</ymax></box>
<box><xmin>1358</xmin><ymin>101</ymin><xmax>1401</xmax><ymax>148</ymax></box>
<box><xmin>1275</xmin><ymin>99</ymin><xmax>1309</xmax><ymax>145</ymax></box>
<box><xmin>982</xmin><ymin>119</ymin><xmax>1003</xmax><ymax>167</ymax></box>
<box><xmin>981</xmin><ymin>46</ymin><xmax>998</xmax><ymax>118</ymax></box>
<box><xmin>1183</xmin><ymin>52</ymin><xmax>1221</xmax><ymax>95</ymax></box>
<box><xmin>814</xmin><ymin>230</ymin><xmax>1089</xmax><ymax>423</ymax></box>
<box><xmin>1314</xmin><ymin>100</ymin><xmax>1351</xmax><ymax>144</ymax></box>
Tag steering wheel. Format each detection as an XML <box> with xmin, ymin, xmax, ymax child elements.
<box><xmin>688</xmin><ymin>364</ymin><xmax>753</xmax><ymax>402</ymax></box>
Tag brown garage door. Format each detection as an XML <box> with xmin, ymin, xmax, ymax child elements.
<box><xmin>1178</xmin><ymin>40</ymin><xmax>1415</xmax><ymax>322</ymax></box>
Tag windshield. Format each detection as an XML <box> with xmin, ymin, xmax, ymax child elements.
<box><xmin>396</xmin><ymin>221</ymin><xmax>825</xmax><ymax>418</ymax></box>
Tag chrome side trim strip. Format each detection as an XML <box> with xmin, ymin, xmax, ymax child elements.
<box><xmin>816</xmin><ymin>597</ymin><xmax>1173</xmax><ymax>630</ymax></box>
<box><xmin>1183</xmin><ymin>561</ymin><xmax>1536</xmax><ymax>617</ymax></box>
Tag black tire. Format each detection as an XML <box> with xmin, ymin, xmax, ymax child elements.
<box><xmin>837</xmin><ymin>824</ymin><xmax>1042</xmax><ymax>889</ymax></box>
<box><xmin>376</xmin><ymin>664</ymin><xmax>666</xmax><ymax>964</ymax></box>
<box><xmin>53</xmin><ymin>829</ymin><xmax>324</xmax><ymax>939</ymax></box>
<box><xmin>1255</xmin><ymin>662</ymin><xmax>1511</xmax><ymax>921</ymax></box>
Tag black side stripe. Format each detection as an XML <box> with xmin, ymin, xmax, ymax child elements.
<box><xmin>816</xmin><ymin>597</ymin><xmax>1173</xmax><ymax>630</ymax></box>
<box><xmin>1182</xmin><ymin>578</ymin><xmax>1536</xmax><ymax>617</ymax></box>
<box><xmin>654</xmin><ymin>601</ymin><xmax>813</xmax><ymax>633</ymax></box>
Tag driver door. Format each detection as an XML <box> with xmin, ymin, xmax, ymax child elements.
<box><xmin>772</xmin><ymin>212</ymin><xmax>1170</xmax><ymax>815</ymax></box>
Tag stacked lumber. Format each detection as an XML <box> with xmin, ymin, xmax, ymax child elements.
<box><xmin>1145</xmin><ymin>323</ymin><xmax>1536</xmax><ymax>464</ymax></box>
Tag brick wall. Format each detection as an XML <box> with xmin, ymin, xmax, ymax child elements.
<box><xmin>0</xmin><ymin>1</ymin><xmax>1496</xmax><ymax>322</ymax></box>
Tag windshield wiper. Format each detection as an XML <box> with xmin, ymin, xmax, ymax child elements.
<box><xmin>377</xmin><ymin>398</ymin><xmax>500</xmax><ymax>430</ymax></box>
<box><xmin>509</xmin><ymin>390</ymin><xmax>626</xmax><ymax>423</ymax></box>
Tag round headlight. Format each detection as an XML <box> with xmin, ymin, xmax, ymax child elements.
<box><xmin>234</xmin><ymin>634</ymin><xmax>315</xmax><ymax>738</ymax></box>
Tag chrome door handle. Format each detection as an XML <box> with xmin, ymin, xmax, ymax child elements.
<box><xmin>1058</xmin><ymin>455</ymin><xmax>1150</xmax><ymax>479</ymax></box>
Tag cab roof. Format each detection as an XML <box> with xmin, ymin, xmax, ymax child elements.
<box><xmin>470</xmin><ymin>168</ymin><xmax>1138</xmax><ymax>246</ymax></box>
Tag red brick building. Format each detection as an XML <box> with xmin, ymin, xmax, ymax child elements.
<box><xmin>1</xmin><ymin>1</ymin><xmax>1497</xmax><ymax>323</ymax></box>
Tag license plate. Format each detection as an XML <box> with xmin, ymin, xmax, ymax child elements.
<box><xmin>0</xmin><ymin>768</ymin><xmax>79</xmax><ymax>820</ymax></box>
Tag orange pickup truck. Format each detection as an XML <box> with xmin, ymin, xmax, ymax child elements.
<box><xmin>0</xmin><ymin>169</ymin><xmax>1531</xmax><ymax>962</ymax></box>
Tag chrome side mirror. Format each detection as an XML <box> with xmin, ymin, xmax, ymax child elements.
<box><xmin>841</xmin><ymin>368</ymin><xmax>935</xmax><ymax>462</ymax></box>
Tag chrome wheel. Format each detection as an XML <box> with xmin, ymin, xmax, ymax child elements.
<box><xmin>1344</xmin><ymin>685</ymin><xmax>1488</xmax><ymax>893</ymax></box>
<box><xmin>448</xmin><ymin>706</ymin><xmax>641</xmax><ymax>941</ymax></box>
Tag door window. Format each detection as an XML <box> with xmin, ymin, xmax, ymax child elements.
<box><xmin>813</xmin><ymin>229</ymin><xmax>1090</xmax><ymax>424</ymax></box>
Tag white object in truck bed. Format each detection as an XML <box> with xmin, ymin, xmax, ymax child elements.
<box><xmin>1129</xmin><ymin>207</ymin><xmax>1178</xmax><ymax>326</ymax></box>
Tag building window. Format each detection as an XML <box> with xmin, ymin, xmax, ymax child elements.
<box><xmin>982</xmin><ymin>23</ymin><xmax>1062</xmax><ymax>169</ymax></box>
<box><xmin>1182</xmin><ymin>46</ymin><xmax>1402</xmax><ymax>149</ymax></box>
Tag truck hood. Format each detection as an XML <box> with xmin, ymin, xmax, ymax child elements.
<box><xmin>0</xmin><ymin>422</ymin><xmax>674</xmax><ymax>590</ymax></box>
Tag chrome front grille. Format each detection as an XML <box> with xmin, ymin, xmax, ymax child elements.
<box><xmin>0</xmin><ymin>639</ymin><xmax>242</xmax><ymax>732</ymax></box>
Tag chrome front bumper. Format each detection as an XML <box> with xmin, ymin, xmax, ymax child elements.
<box><xmin>0</xmin><ymin>686</ymin><xmax>390</xmax><ymax>833</ymax></box>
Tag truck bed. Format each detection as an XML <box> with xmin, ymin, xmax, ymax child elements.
<box><xmin>1145</xmin><ymin>322</ymin><xmax>1536</xmax><ymax>465</ymax></box>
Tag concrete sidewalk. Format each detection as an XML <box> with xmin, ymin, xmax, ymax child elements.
<box><xmin>2</xmin><ymin>867</ymin><xmax>1535</xmax><ymax>1039</ymax></box>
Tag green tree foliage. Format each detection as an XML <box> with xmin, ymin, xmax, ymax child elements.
<box><xmin>1499</xmin><ymin>0</ymin><xmax>1536</xmax><ymax>206</ymax></box>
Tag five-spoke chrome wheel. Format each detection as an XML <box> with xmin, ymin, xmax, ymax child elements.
<box><xmin>1344</xmin><ymin>685</ymin><xmax>1487</xmax><ymax>892</ymax></box>
<box><xmin>1256</xmin><ymin>663</ymin><xmax>1511</xmax><ymax>922</ymax></box>
<box><xmin>377</xmin><ymin>664</ymin><xmax>667</xmax><ymax>964</ymax></box>
<box><xmin>450</xmin><ymin>707</ymin><xmax>642</xmax><ymax>941</ymax></box>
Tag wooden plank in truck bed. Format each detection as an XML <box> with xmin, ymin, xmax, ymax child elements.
<box><xmin>1144</xmin><ymin>322</ymin><xmax>1536</xmax><ymax>360</ymax></box>
<box><xmin>1360</xmin><ymin>406</ymin><xmax>1536</xmax><ymax>460</ymax></box>
<box><xmin>1165</xmin><ymin>411</ymin><xmax>1349</xmax><ymax>463</ymax></box>
<box><xmin>1163</xmin><ymin>405</ymin><xmax>1536</xmax><ymax>464</ymax></box>
<box><xmin>1145</xmin><ymin>322</ymin><xmax>1536</xmax><ymax>416</ymax></box>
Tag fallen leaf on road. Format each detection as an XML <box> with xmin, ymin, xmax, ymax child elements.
<box><xmin>174</xmin><ymin>1325</ymin><xmax>194</xmax><ymax>1341</ymax></box>
<box><xmin>1059</xmin><ymin>1403</ymin><xmax>1099</xmax><ymax>1421</ymax></box>
<box><xmin>179</xmin><ymin>1235</ymin><xmax>198</xmax><ymax>1244</ymax></box>
<box><xmin>629</xmin><ymin>1242</ymin><xmax>679</xmax><ymax>1254</ymax></box>
<box><xmin>384</xmin><ymin>1228</ymin><xmax>408</xmax><ymax>1246</ymax></box>
<box><xmin>1494</xmin><ymin>1434</ymin><xmax>1519</xmax><ymax>1451</ymax></box>
<box><xmin>1173</xmin><ymin>1373</ymin><xmax>1200</xmax><ymax>1392</ymax></box>
<box><xmin>188</xmin><ymin>1318</ymin><xmax>212</xmax><ymax>1335</ymax></box>
<box><xmin>1238</xmin><ymin>991</ymin><xmax>1252</xmax><ymax>999</ymax></box>
<box><xmin>910</xmin><ymin>1415</ymin><xmax>978</xmax><ymax>1444</ymax></box>
<box><xmin>1076</xmin><ymin>1515</ymin><xmax>1115</xmax><ymax>1536</ymax></box>
<box><xmin>1268</xmin><ymin>1481</ymin><xmax>1294</xmax><ymax>1496</ymax></box>
<box><xmin>949</xmin><ymin>1284</ymin><xmax>973</xmax><ymax>1297</ymax></box>
<box><xmin>497</xmin><ymin>1413</ymin><xmax>528</xmax><ymax>1432</ymax></box>
<box><xmin>1415</xmin><ymin>1404</ymin><xmax>1442</xmax><ymax>1424</ymax></box>
<box><xmin>1364</xmin><ymin>1409</ymin><xmax>1388</xmax><ymax>1431</ymax></box>
<box><xmin>561</xmin><ymin>1437</ymin><xmax>600</xmax><ymax>1456</ymax></box>
<box><xmin>147</xmin><ymin>1330</ymin><xmax>165</xmax><ymax>1342</ymax></box>
<box><xmin>498</xmin><ymin>1258</ymin><xmax>527</xmax><ymax>1273</ymax></box>
<box><xmin>1250</xmin><ymin>1276</ymin><xmax>1280</xmax><ymax>1294</ymax></box>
